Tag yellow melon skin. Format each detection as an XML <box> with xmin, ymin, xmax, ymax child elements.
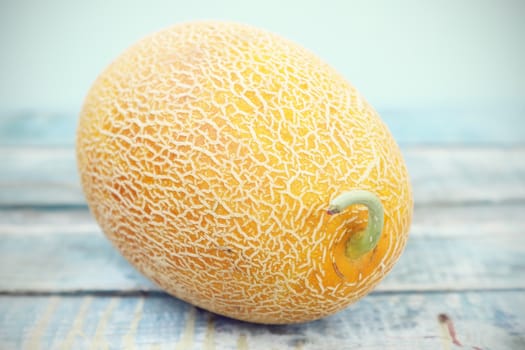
<box><xmin>76</xmin><ymin>21</ymin><xmax>413</xmax><ymax>324</ymax></box>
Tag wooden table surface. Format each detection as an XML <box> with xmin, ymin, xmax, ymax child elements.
<box><xmin>1</xmin><ymin>107</ymin><xmax>524</xmax><ymax>349</ymax></box>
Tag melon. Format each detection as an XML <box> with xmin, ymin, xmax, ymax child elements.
<box><xmin>76</xmin><ymin>21</ymin><xmax>413</xmax><ymax>324</ymax></box>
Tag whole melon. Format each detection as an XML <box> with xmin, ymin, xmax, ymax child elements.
<box><xmin>76</xmin><ymin>21</ymin><xmax>413</xmax><ymax>324</ymax></box>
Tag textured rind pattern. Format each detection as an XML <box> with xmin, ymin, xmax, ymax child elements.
<box><xmin>76</xmin><ymin>21</ymin><xmax>413</xmax><ymax>324</ymax></box>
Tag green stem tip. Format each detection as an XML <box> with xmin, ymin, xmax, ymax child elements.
<box><xmin>327</xmin><ymin>190</ymin><xmax>384</xmax><ymax>259</ymax></box>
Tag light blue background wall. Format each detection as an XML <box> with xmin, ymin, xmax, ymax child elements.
<box><xmin>1</xmin><ymin>0</ymin><xmax>524</xmax><ymax>114</ymax></box>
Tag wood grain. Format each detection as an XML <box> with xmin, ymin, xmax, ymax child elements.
<box><xmin>1</xmin><ymin>109</ymin><xmax>523</xmax><ymax>347</ymax></box>
<box><xmin>1</xmin><ymin>205</ymin><xmax>523</xmax><ymax>293</ymax></box>
<box><xmin>1</xmin><ymin>291</ymin><xmax>523</xmax><ymax>350</ymax></box>
<box><xmin>1</xmin><ymin>146</ymin><xmax>524</xmax><ymax>207</ymax></box>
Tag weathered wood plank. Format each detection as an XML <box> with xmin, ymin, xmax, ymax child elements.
<box><xmin>0</xmin><ymin>148</ymin><xmax>82</xmax><ymax>207</ymax></box>
<box><xmin>1</xmin><ymin>205</ymin><xmax>523</xmax><ymax>293</ymax></box>
<box><xmin>1</xmin><ymin>106</ymin><xmax>524</xmax><ymax>146</ymax></box>
<box><xmin>3</xmin><ymin>204</ymin><xmax>524</xmax><ymax>237</ymax></box>
<box><xmin>0</xmin><ymin>291</ymin><xmax>523</xmax><ymax>349</ymax></box>
<box><xmin>1</xmin><ymin>146</ymin><xmax>524</xmax><ymax>207</ymax></box>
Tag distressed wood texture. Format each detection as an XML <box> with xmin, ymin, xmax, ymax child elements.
<box><xmin>1</xmin><ymin>292</ymin><xmax>523</xmax><ymax>350</ymax></box>
<box><xmin>1</xmin><ymin>205</ymin><xmax>524</xmax><ymax>293</ymax></box>
<box><xmin>1</xmin><ymin>108</ymin><xmax>525</xmax><ymax>348</ymax></box>
<box><xmin>2</xmin><ymin>146</ymin><xmax>525</xmax><ymax>207</ymax></box>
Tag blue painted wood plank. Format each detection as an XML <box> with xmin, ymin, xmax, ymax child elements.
<box><xmin>0</xmin><ymin>111</ymin><xmax>76</xmax><ymax>146</ymax></box>
<box><xmin>1</xmin><ymin>146</ymin><xmax>524</xmax><ymax>207</ymax></box>
<box><xmin>1</xmin><ymin>105</ymin><xmax>524</xmax><ymax>147</ymax></box>
<box><xmin>0</xmin><ymin>291</ymin><xmax>523</xmax><ymax>349</ymax></box>
<box><xmin>380</xmin><ymin>105</ymin><xmax>525</xmax><ymax>145</ymax></box>
<box><xmin>0</xmin><ymin>205</ymin><xmax>523</xmax><ymax>293</ymax></box>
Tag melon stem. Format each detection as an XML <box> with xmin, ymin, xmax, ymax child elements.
<box><xmin>327</xmin><ymin>190</ymin><xmax>384</xmax><ymax>259</ymax></box>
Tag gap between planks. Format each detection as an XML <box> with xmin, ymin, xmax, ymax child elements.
<box><xmin>1</xmin><ymin>287</ymin><xmax>525</xmax><ymax>297</ymax></box>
